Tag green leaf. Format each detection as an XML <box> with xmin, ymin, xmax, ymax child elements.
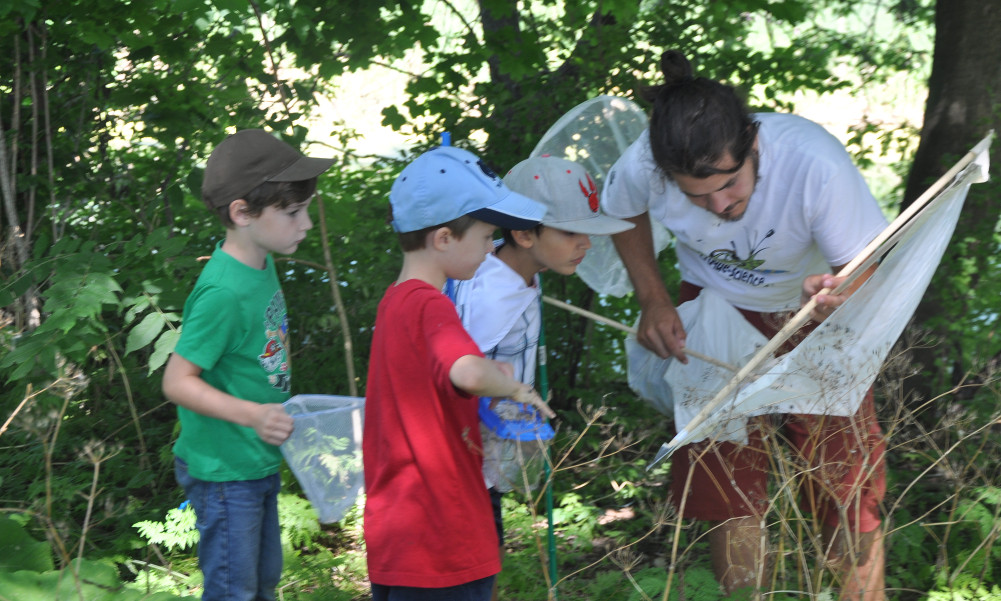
<box><xmin>123</xmin><ymin>296</ymin><xmax>151</xmax><ymax>325</ymax></box>
<box><xmin>157</xmin><ymin>233</ymin><xmax>190</xmax><ymax>259</ymax></box>
<box><xmin>0</xmin><ymin>334</ymin><xmax>56</xmax><ymax>380</ymax></box>
<box><xmin>134</xmin><ymin>506</ymin><xmax>198</xmax><ymax>550</ymax></box>
<box><xmin>0</xmin><ymin>272</ymin><xmax>33</xmax><ymax>306</ymax></box>
<box><xmin>149</xmin><ymin>328</ymin><xmax>182</xmax><ymax>374</ymax></box>
<box><xmin>0</xmin><ymin>557</ymin><xmax>195</xmax><ymax>601</ymax></box>
<box><xmin>173</xmin><ymin>0</ymin><xmax>206</xmax><ymax>16</ymax></box>
<box><xmin>212</xmin><ymin>0</ymin><xmax>247</xmax><ymax>14</ymax></box>
<box><xmin>0</xmin><ymin>516</ymin><xmax>53</xmax><ymax>573</ymax></box>
<box><xmin>125</xmin><ymin>312</ymin><xmax>168</xmax><ymax>356</ymax></box>
<box><xmin>381</xmin><ymin>105</ymin><xmax>407</xmax><ymax>130</ymax></box>
<box><xmin>31</xmin><ymin>231</ymin><xmax>50</xmax><ymax>258</ymax></box>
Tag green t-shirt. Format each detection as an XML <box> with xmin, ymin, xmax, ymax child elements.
<box><xmin>172</xmin><ymin>244</ymin><xmax>291</xmax><ymax>481</ymax></box>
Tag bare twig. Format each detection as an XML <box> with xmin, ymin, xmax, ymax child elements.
<box><xmin>76</xmin><ymin>442</ymin><xmax>122</xmax><ymax>563</ymax></box>
<box><xmin>44</xmin><ymin>396</ymin><xmax>73</xmax><ymax>567</ymax></box>
<box><xmin>316</xmin><ymin>196</ymin><xmax>358</xmax><ymax>397</ymax></box>
<box><xmin>0</xmin><ymin>383</ymin><xmax>36</xmax><ymax>440</ymax></box>
<box><xmin>249</xmin><ymin>0</ymin><xmax>293</xmax><ymax>118</ymax></box>
<box><xmin>249</xmin><ymin>3</ymin><xmax>358</xmax><ymax>397</ymax></box>
<box><xmin>104</xmin><ymin>334</ymin><xmax>150</xmax><ymax>472</ymax></box>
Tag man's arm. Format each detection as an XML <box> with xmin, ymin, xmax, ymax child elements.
<box><xmin>162</xmin><ymin>353</ymin><xmax>294</xmax><ymax>446</ymax></box>
<box><xmin>449</xmin><ymin>355</ymin><xmax>555</xmax><ymax>418</ymax></box>
<box><xmin>611</xmin><ymin>213</ymin><xmax>688</xmax><ymax>361</ymax></box>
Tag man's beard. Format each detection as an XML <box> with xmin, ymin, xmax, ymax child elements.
<box><xmin>714</xmin><ymin>149</ymin><xmax>760</xmax><ymax>222</ymax></box>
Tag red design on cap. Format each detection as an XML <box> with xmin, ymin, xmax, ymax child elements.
<box><xmin>579</xmin><ymin>173</ymin><xmax>599</xmax><ymax>212</ymax></box>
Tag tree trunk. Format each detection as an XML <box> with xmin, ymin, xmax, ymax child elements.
<box><xmin>477</xmin><ymin>1</ymin><xmax>637</xmax><ymax>166</ymax></box>
<box><xmin>901</xmin><ymin>0</ymin><xmax>1001</xmax><ymax>403</ymax></box>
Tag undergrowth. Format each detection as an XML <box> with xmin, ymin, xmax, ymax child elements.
<box><xmin>2</xmin><ymin>344</ymin><xmax>1001</xmax><ymax>600</ymax></box>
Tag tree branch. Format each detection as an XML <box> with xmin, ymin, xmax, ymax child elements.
<box><xmin>251</xmin><ymin>1</ymin><xmax>359</xmax><ymax>397</ymax></box>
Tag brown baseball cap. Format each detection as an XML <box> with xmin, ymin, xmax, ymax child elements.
<box><xmin>201</xmin><ymin>129</ymin><xmax>336</xmax><ymax>209</ymax></box>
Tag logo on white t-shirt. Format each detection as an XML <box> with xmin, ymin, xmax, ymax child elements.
<box><xmin>698</xmin><ymin>228</ymin><xmax>785</xmax><ymax>287</ymax></box>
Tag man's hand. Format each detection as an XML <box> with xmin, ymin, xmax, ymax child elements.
<box><xmin>802</xmin><ymin>261</ymin><xmax>877</xmax><ymax>323</ymax></box>
<box><xmin>636</xmin><ymin>299</ymin><xmax>688</xmax><ymax>362</ymax></box>
<box><xmin>609</xmin><ymin>213</ymin><xmax>688</xmax><ymax>362</ymax></box>
<box><xmin>801</xmin><ymin>273</ymin><xmax>849</xmax><ymax>322</ymax></box>
<box><xmin>251</xmin><ymin>403</ymin><xmax>295</xmax><ymax>446</ymax></box>
<box><xmin>803</xmin><ymin>261</ymin><xmax>877</xmax><ymax>323</ymax></box>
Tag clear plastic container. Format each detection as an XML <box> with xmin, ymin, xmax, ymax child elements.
<box><xmin>479</xmin><ymin>398</ymin><xmax>555</xmax><ymax>495</ymax></box>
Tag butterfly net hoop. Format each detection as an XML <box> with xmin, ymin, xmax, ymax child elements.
<box><xmin>530</xmin><ymin>95</ymin><xmax>670</xmax><ymax>297</ymax></box>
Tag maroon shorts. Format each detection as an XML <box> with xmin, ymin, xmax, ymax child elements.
<box><xmin>668</xmin><ymin>282</ymin><xmax>886</xmax><ymax>533</ymax></box>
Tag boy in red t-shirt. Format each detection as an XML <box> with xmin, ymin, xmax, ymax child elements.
<box><xmin>363</xmin><ymin>146</ymin><xmax>555</xmax><ymax>600</ymax></box>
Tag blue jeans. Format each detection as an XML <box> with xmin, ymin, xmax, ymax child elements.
<box><xmin>371</xmin><ymin>576</ymin><xmax>496</xmax><ymax>601</ymax></box>
<box><xmin>175</xmin><ymin>458</ymin><xmax>283</xmax><ymax>601</ymax></box>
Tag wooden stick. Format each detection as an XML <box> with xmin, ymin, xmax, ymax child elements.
<box><xmin>540</xmin><ymin>295</ymin><xmax>739</xmax><ymax>372</ymax></box>
<box><xmin>665</xmin><ymin>131</ymin><xmax>994</xmax><ymax>453</ymax></box>
<box><xmin>821</xmin><ymin>131</ymin><xmax>994</xmax><ymax>298</ymax></box>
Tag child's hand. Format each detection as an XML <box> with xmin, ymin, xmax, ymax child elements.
<box><xmin>252</xmin><ymin>403</ymin><xmax>295</xmax><ymax>445</ymax></box>
<box><xmin>511</xmin><ymin>384</ymin><xmax>556</xmax><ymax>419</ymax></box>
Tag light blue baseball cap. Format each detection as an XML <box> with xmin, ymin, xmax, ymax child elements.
<box><xmin>390</xmin><ymin>146</ymin><xmax>547</xmax><ymax>233</ymax></box>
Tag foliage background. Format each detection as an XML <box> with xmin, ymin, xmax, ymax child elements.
<box><xmin>1</xmin><ymin>0</ymin><xmax>1000</xmax><ymax>599</ymax></box>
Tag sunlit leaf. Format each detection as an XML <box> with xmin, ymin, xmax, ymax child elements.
<box><xmin>125</xmin><ymin>312</ymin><xmax>168</xmax><ymax>356</ymax></box>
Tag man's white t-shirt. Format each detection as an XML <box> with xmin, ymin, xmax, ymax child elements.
<box><xmin>602</xmin><ymin>112</ymin><xmax>888</xmax><ymax>312</ymax></box>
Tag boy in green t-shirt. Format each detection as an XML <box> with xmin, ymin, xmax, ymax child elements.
<box><xmin>162</xmin><ymin>129</ymin><xmax>334</xmax><ymax>601</ymax></box>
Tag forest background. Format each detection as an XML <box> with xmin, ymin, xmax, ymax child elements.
<box><xmin>1</xmin><ymin>0</ymin><xmax>1000</xmax><ymax>599</ymax></box>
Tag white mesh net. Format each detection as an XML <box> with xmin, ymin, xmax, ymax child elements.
<box><xmin>281</xmin><ymin>394</ymin><xmax>365</xmax><ymax>523</ymax></box>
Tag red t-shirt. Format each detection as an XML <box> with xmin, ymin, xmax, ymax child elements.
<box><xmin>363</xmin><ymin>279</ymin><xmax>501</xmax><ymax>587</ymax></box>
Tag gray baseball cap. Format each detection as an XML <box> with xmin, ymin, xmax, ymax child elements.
<box><xmin>504</xmin><ymin>156</ymin><xmax>634</xmax><ymax>235</ymax></box>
